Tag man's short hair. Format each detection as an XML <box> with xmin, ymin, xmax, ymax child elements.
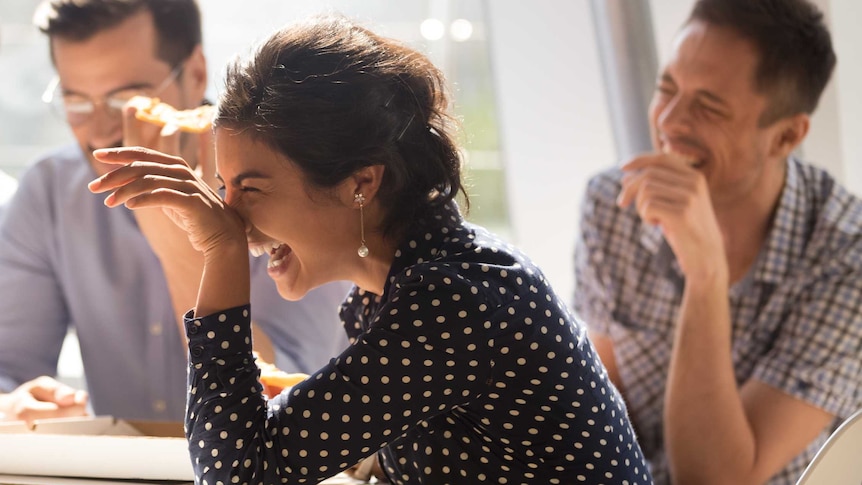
<box><xmin>34</xmin><ymin>0</ymin><xmax>201</xmax><ymax>68</ymax></box>
<box><xmin>687</xmin><ymin>0</ymin><xmax>836</xmax><ymax>126</ymax></box>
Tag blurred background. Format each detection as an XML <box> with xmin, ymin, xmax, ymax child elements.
<box><xmin>0</xmin><ymin>0</ymin><xmax>860</xmax><ymax>381</ymax></box>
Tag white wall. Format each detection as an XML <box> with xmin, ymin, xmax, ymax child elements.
<box><xmin>806</xmin><ymin>0</ymin><xmax>844</xmax><ymax>182</ymax></box>
<box><xmin>650</xmin><ymin>0</ymin><xmax>694</xmax><ymax>66</ymax></box>
<box><xmin>486</xmin><ymin>0</ymin><xmax>616</xmax><ymax>302</ymax></box>
<box><xmin>828</xmin><ymin>1</ymin><xmax>862</xmax><ymax>196</ymax></box>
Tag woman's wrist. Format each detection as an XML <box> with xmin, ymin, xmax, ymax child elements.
<box><xmin>195</xmin><ymin>239</ymin><xmax>251</xmax><ymax>317</ymax></box>
<box><xmin>202</xmin><ymin>236</ymin><xmax>249</xmax><ymax>267</ymax></box>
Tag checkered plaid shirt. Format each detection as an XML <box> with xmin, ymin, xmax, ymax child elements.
<box><xmin>573</xmin><ymin>157</ymin><xmax>862</xmax><ymax>485</ymax></box>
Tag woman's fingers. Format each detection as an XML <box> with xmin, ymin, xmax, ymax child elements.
<box><xmin>87</xmin><ymin>159</ymin><xmax>225</xmax><ymax>228</ymax></box>
<box><xmin>88</xmin><ymin>159</ymin><xmax>195</xmax><ymax>193</ymax></box>
<box><xmin>115</xmin><ymin>187</ymin><xmax>219</xmax><ymax>213</ymax></box>
<box><xmin>92</xmin><ymin>146</ymin><xmax>189</xmax><ymax>167</ymax></box>
<box><xmin>88</xmin><ymin>143</ymin><xmax>245</xmax><ymax>259</ymax></box>
<box><xmin>100</xmin><ymin>174</ymin><xmax>207</xmax><ymax>208</ymax></box>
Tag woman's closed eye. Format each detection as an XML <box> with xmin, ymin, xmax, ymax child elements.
<box><xmin>217</xmin><ymin>183</ymin><xmax>260</xmax><ymax>195</ymax></box>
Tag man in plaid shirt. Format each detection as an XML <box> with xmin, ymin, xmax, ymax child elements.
<box><xmin>573</xmin><ymin>0</ymin><xmax>862</xmax><ymax>484</ymax></box>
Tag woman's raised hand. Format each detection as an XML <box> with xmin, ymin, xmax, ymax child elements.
<box><xmin>87</xmin><ymin>147</ymin><xmax>248</xmax><ymax>257</ymax></box>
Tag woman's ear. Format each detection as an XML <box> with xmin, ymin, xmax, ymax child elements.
<box><xmin>341</xmin><ymin>165</ymin><xmax>386</xmax><ymax>207</ymax></box>
<box><xmin>769</xmin><ymin>113</ymin><xmax>809</xmax><ymax>159</ymax></box>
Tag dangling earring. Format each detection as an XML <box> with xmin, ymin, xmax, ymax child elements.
<box><xmin>355</xmin><ymin>193</ymin><xmax>369</xmax><ymax>258</ymax></box>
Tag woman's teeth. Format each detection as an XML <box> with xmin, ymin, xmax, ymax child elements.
<box><xmin>268</xmin><ymin>243</ymin><xmax>289</xmax><ymax>269</ymax></box>
<box><xmin>249</xmin><ymin>241</ymin><xmax>281</xmax><ymax>258</ymax></box>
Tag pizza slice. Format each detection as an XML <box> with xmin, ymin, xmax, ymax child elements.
<box><xmin>126</xmin><ymin>95</ymin><xmax>214</xmax><ymax>134</ymax></box>
<box><xmin>254</xmin><ymin>352</ymin><xmax>309</xmax><ymax>398</ymax></box>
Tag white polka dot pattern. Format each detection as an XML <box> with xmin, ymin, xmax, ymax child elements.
<box><xmin>184</xmin><ymin>203</ymin><xmax>653</xmax><ymax>484</ymax></box>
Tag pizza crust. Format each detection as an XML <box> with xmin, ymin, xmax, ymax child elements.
<box><xmin>255</xmin><ymin>353</ymin><xmax>309</xmax><ymax>398</ymax></box>
<box><xmin>126</xmin><ymin>96</ymin><xmax>214</xmax><ymax>134</ymax></box>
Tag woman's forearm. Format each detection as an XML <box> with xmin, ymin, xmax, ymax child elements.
<box><xmin>195</xmin><ymin>242</ymin><xmax>251</xmax><ymax>318</ymax></box>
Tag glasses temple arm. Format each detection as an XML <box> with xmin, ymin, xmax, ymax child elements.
<box><xmin>41</xmin><ymin>76</ymin><xmax>60</xmax><ymax>104</ymax></box>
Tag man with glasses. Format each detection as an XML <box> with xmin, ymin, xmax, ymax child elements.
<box><xmin>41</xmin><ymin>64</ymin><xmax>184</xmax><ymax>130</ymax></box>
<box><xmin>0</xmin><ymin>0</ymin><xmax>350</xmax><ymax>423</ymax></box>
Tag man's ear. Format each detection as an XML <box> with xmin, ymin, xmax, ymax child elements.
<box><xmin>770</xmin><ymin>113</ymin><xmax>809</xmax><ymax>159</ymax></box>
<box><xmin>340</xmin><ymin>165</ymin><xmax>386</xmax><ymax>207</ymax></box>
<box><xmin>182</xmin><ymin>44</ymin><xmax>208</xmax><ymax>104</ymax></box>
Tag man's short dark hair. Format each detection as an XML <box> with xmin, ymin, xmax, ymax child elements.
<box><xmin>34</xmin><ymin>0</ymin><xmax>201</xmax><ymax>68</ymax></box>
<box><xmin>687</xmin><ymin>0</ymin><xmax>836</xmax><ymax>126</ymax></box>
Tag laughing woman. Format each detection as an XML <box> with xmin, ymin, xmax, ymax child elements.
<box><xmin>89</xmin><ymin>14</ymin><xmax>652</xmax><ymax>485</ymax></box>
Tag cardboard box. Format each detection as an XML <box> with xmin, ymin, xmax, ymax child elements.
<box><xmin>0</xmin><ymin>416</ymin><xmax>366</xmax><ymax>484</ymax></box>
<box><xmin>0</xmin><ymin>416</ymin><xmax>191</xmax><ymax>481</ymax></box>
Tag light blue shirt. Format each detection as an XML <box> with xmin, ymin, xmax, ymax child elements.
<box><xmin>0</xmin><ymin>144</ymin><xmax>351</xmax><ymax>421</ymax></box>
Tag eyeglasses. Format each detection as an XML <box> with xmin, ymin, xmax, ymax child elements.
<box><xmin>41</xmin><ymin>64</ymin><xmax>183</xmax><ymax>127</ymax></box>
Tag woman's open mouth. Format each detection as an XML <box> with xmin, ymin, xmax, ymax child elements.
<box><xmin>249</xmin><ymin>242</ymin><xmax>292</xmax><ymax>271</ymax></box>
<box><xmin>266</xmin><ymin>243</ymin><xmax>291</xmax><ymax>270</ymax></box>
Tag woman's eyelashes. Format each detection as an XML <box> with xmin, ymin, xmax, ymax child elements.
<box><xmin>217</xmin><ymin>184</ymin><xmax>260</xmax><ymax>197</ymax></box>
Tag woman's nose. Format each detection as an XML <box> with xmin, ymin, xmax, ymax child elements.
<box><xmin>222</xmin><ymin>190</ymin><xmax>251</xmax><ymax>233</ymax></box>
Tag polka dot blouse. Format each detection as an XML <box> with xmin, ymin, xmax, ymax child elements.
<box><xmin>184</xmin><ymin>203</ymin><xmax>653</xmax><ymax>484</ymax></box>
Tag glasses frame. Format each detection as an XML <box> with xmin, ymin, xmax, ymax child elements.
<box><xmin>41</xmin><ymin>64</ymin><xmax>184</xmax><ymax>126</ymax></box>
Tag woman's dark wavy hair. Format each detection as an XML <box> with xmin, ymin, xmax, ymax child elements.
<box><xmin>216</xmin><ymin>14</ymin><xmax>467</xmax><ymax>237</ymax></box>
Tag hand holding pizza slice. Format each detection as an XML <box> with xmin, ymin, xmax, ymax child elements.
<box><xmin>126</xmin><ymin>95</ymin><xmax>214</xmax><ymax>134</ymax></box>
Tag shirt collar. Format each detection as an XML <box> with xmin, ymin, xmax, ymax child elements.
<box><xmin>382</xmin><ymin>201</ymin><xmax>465</xmax><ymax>295</ymax></box>
<box><xmin>340</xmin><ymin>201</ymin><xmax>465</xmax><ymax>328</ymax></box>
